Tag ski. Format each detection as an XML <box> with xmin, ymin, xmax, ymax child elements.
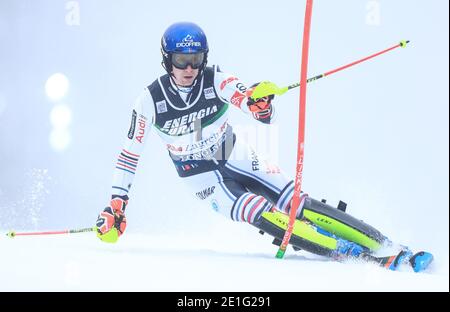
<box><xmin>360</xmin><ymin>250</ymin><xmax>411</xmax><ymax>271</ymax></box>
<box><xmin>409</xmin><ymin>251</ymin><xmax>434</xmax><ymax>273</ymax></box>
<box><xmin>360</xmin><ymin>250</ymin><xmax>433</xmax><ymax>272</ymax></box>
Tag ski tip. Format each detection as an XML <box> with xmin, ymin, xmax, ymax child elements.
<box><xmin>409</xmin><ymin>251</ymin><xmax>434</xmax><ymax>273</ymax></box>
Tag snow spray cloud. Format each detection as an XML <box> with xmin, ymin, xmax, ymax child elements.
<box><xmin>65</xmin><ymin>1</ymin><xmax>80</xmax><ymax>26</ymax></box>
<box><xmin>366</xmin><ymin>0</ymin><xmax>381</xmax><ymax>26</ymax></box>
<box><xmin>0</xmin><ymin>93</ymin><xmax>6</xmax><ymax>118</ymax></box>
<box><xmin>0</xmin><ymin>169</ymin><xmax>52</xmax><ymax>230</ymax></box>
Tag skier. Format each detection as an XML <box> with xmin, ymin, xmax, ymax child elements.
<box><xmin>95</xmin><ymin>22</ymin><xmax>432</xmax><ymax>271</ymax></box>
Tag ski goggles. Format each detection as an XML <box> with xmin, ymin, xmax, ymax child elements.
<box><xmin>171</xmin><ymin>53</ymin><xmax>205</xmax><ymax>70</ymax></box>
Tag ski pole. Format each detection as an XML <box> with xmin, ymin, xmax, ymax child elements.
<box><xmin>250</xmin><ymin>40</ymin><xmax>410</xmax><ymax>99</ymax></box>
<box><xmin>293</xmin><ymin>40</ymin><xmax>409</xmax><ymax>87</ymax></box>
<box><xmin>6</xmin><ymin>227</ymin><xmax>96</xmax><ymax>238</ymax></box>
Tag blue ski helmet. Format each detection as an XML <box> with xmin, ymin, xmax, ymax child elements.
<box><xmin>161</xmin><ymin>22</ymin><xmax>209</xmax><ymax>74</ymax></box>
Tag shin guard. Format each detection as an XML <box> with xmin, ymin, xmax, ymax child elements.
<box><xmin>299</xmin><ymin>197</ymin><xmax>386</xmax><ymax>251</ymax></box>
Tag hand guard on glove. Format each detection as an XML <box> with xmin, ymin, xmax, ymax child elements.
<box><xmin>96</xmin><ymin>195</ymin><xmax>128</xmax><ymax>243</ymax></box>
<box><xmin>246</xmin><ymin>83</ymin><xmax>274</xmax><ymax>124</ymax></box>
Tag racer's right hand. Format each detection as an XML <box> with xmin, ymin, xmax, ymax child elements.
<box><xmin>96</xmin><ymin>195</ymin><xmax>128</xmax><ymax>243</ymax></box>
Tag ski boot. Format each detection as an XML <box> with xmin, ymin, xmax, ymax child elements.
<box><xmin>332</xmin><ymin>238</ymin><xmax>365</xmax><ymax>260</ymax></box>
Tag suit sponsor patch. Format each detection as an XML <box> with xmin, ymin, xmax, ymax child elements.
<box><xmin>196</xmin><ymin>186</ymin><xmax>216</xmax><ymax>200</ymax></box>
<box><xmin>211</xmin><ymin>199</ymin><xmax>219</xmax><ymax>212</ymax></box>
<box><xmin>127</xmin><ymin>110</ymin><xmax>137</xmax><ymax>139</ymax></box>
<box><xmin>220</xmin><ymin>77</ymin><xmax>238</xmax><ymax>90</ymax></box>
<box><xmin>156</xmin><ymin>100</ymin><xmax>168</xmax><ymax>114</ymax></box>
<box><xmin>161</xmin><ymin>105</ymin><xmax>218</xmax><ymax>136</ymax></box>
<box><xmin>135</xmin><ymin>115</ymin><xmax>147</xmax><ymax>143</ymax></box>
<box><xmin>230</xmin><ymin>91</ymin><xmax>245</xmax><ymax>108</ymax></box>
<box><xmin>204</xmin><ymin>87</ymin><xmax>216</xmax><ymax>100</ymax></box>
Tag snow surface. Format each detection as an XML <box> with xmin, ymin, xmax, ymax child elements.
<box><xmin>1</xmin><ymin>222</ymin><xmax>448</xmax><ymax>292</ymax></box>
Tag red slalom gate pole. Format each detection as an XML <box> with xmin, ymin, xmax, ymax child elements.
<box><xmin>276</xmin><ymin>0</ymin><xmax>314</xmax><ymax>259</ymax></box>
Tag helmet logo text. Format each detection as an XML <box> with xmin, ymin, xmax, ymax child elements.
<box><xmin>176</xmin><ymin>34</ymin><xmax>201</xmax><ymax>48</ymax></box>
